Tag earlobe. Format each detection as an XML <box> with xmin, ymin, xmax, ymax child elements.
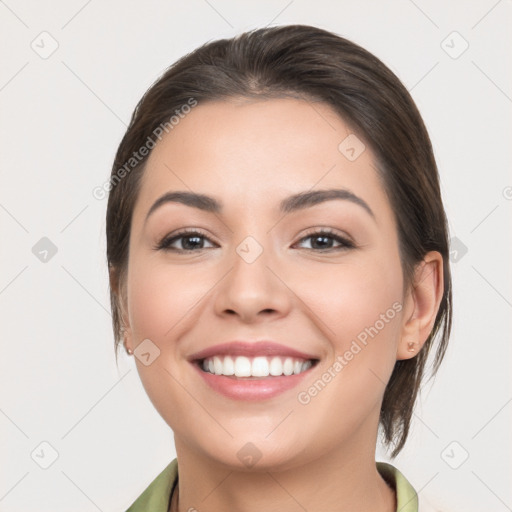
<box><xmin>397</xmin><ymin>251</ymin><xmax>444</xmax><ymax>360</ymax></box>
<box><xmin>122</xmin><ymin>328</ymin><xmax>134</xmax><ymax>356</ymax></box>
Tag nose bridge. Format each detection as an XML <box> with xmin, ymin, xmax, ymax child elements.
<box><xmin>214</xmin><ymin>229</ymin><xmax>290</xmax><ymax>321</ymax></box>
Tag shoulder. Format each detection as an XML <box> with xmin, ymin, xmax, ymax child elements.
<box><xmin>377</xmin><ymin>462</ymin><xmax>452</xmax><ymax>512</ymax></box>
<box><xmin>377</xmin><ymin>462</ymin><xmax>418</xmax><ymax>512</ymax></box>
<box><xmin>125</xmin><ymin>458</ymin><xmax>178</xmax><ymax>512</ymax></box>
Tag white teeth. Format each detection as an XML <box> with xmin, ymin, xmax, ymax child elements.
<box><xmin>213</xmin><ymin>356</ymin><xmax>223</xmax><ymax>375</ymax></box>
<box><xmin>234</xmin><ymin>356</ymin><xmax>252</xmax><ymax>377</ymax></box>
<box><xmin>200</xmin><ymin>355</ymin><xmax>315</xmax><ymax>377</ymax></box>
<box><xmin>251</xmin><ymin>356</ymin><xmax>269</xmax><ymax>377</ymax></box>
<box><xmin>269</xmin><ymin>357</ymin><xmax>283</xmax><ymax>376</ymax></box>
<box><xmin>283</xmin><ymin>357</ymin><xmax>294</xmax><ymax>376</ymax></box>
<box><xmin>301</xmin><ymin>360</ymin><xmax>313</xmax><ymax>372</ymax></box>
<box><xmin>223</xmin><ymin>355</ymin><xmax>235</xmax><ymax>376</ymax></box>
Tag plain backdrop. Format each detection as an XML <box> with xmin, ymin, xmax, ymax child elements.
<box><xmin>1</xmin><ymin>1</ymin><xmax>511</xmax><ymax>511</ymax></box>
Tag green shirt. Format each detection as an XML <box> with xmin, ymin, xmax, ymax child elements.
<box><xmin>126</xmin><ymin>459</ymin><xmax>418</xmax><ymax>512</ymax></box>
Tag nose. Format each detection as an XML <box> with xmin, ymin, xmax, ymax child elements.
<box><xmin>213</xmin><ymin>239</ymin><xmax>292</xmax><ymax>324</ymax></box>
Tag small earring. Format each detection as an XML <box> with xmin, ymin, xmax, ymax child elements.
<box><xmin>122</xmin><ymin>328</ymin><xmax>133</xmax><ymax>355</ymax></box>
<box><xmin>407</xmin><ymin>342</ymin><xmax>416</xmax><ymax>353</ymax></box>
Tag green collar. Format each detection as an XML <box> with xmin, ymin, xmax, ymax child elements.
<box><xmin>126</xmin><ymin>459</ymin><xmax>418</xmax><ymax>512</ymax></box>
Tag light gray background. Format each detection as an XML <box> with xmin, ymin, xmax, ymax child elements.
<box><xmin>1</xmin><ymin>1</ymin><xmax>511</xmax><ymax>511</ymax></box>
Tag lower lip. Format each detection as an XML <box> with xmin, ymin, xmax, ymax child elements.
<box><xmin>192</xmin><ymin>362</ymin><xmax>315</xmax><ymax>401</ymax></box>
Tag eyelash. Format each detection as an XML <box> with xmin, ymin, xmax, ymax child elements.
<box><xmin>155</xmin><ymin>227</ymin><xmax>355</xmax><ymax>253</ymax></box>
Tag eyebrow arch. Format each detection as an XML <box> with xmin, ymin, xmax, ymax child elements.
<box><xmin>144</xmin><ymin>188</ymin><xmax>375</xmax><ymax>223</ymax></box>
<box><xmin>280</xmin><ymin>189</ymin><xmax>375</xmax><ymax>219</ymax></box>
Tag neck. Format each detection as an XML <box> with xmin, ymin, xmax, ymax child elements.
<box><xmin>170</xmin><ymin>437</ymin><xmax>396</xmax><ymax>512</ymax></box>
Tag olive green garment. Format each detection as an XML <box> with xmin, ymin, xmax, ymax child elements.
<box><xmin>125</xmin><ymin>459</ymin><xmax>419</xmax><ymax>512</ymax></box>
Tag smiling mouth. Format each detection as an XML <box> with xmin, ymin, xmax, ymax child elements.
<box><xmin>196</xmin><ymin>355</ymin><xmax>319</xmax><ymax>378</ymax></box>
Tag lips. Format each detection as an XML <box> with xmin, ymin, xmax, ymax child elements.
<box><xmin>188</xmin><ymin>341</ymin><xmax>320</xmax><ymax>401</ymax></box>
<box><xmin>188</xmin><ymin>340</ymin><xmax>319</xmax><ymax>361</ymax></box>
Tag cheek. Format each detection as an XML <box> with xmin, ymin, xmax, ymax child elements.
<box><xmin>295</xmin><ymin>252</ymin><xmax>404</xmax><ymax>408</ymax></box>
<box><xmin>126</xmin><ymin>257</ymin><xmax>207</xmax><ymax>340</ymax></box>
<box><xmin>124</xmin><ymin>257</ymin><xmax>208</xmax><ymax>423</ymax></box>
<box><xmin>299</xmin><ymin>256</ymin><xmax>404</xmax><ymax>351</ymax></box>
<box><xmin>293</xmin><ymin>260</ymin><xmax>404</xmax><ymax>438</ymax></box>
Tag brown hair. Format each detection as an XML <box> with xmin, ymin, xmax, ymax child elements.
<box><xmin>106</xmin><ymin>24</ymin><xmax>452</xmax><ymax>457</ymax></box>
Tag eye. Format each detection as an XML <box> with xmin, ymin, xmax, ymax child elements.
<box><xmin>155</xmin><ymin>229</ymin><xmax>217</xmax><ymax>252</ymax></box>
<box><xmin>294</xmin><ymin>228</ymin><xmax>355</xmax><ymax>251</ymax></box>
<box><xmin>155</xmin><ymin>228</ymin><xmax>355</xmax><ymax>253</ymax></box>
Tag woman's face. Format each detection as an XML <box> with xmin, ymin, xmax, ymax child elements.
<box><xmin>122</xmin><ymin>97</ymin><xmax>413</xmax><ymax>470</ymax></box>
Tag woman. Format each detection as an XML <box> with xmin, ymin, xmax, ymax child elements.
<box><xmin>106</xmin><ymin>24</ymin><xmax>451</xmax><ymax>512</ymax></box>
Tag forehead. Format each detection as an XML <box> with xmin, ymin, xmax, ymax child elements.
<box><xmin>133</xmin><ymin>97</ymin><xmax>393</xmax><ymax>224</ymax></box>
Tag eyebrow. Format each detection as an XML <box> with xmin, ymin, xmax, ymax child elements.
<box><xmin>144</xmin><ymin>188</ymin><xmax>375</xmax><ymax>223</ymax></box>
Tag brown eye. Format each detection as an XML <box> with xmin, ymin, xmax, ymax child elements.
<box><xmin>295</xmin><ymin>229</ymin><xmax>355</xmax><ymax>251</ymax></box>
<box><xmin>156</xmin><ymin>229</ymin><xmax>216</xmax><ymax>252</ymax></box>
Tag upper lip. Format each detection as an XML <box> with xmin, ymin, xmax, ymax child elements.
<box><xmin>188</xmin><ymin>341</ymin><xmax>319</xmax><ymax>361</ymax></box>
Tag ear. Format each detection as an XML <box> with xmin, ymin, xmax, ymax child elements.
<box><xmin>109</xmin><ymin>265</ymin><xmax>132</xmax><ymax>352</ymax></box>
<box><xmin>397</xmin><ymin>251</ymin><xmax>444</xmax><ymax>360</ymax></box>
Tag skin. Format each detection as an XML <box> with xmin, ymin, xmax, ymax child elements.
<box><xmin>116</xmin><ymin>97</ymin><xmax>444</xmax><ymax>512</ymax></box>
